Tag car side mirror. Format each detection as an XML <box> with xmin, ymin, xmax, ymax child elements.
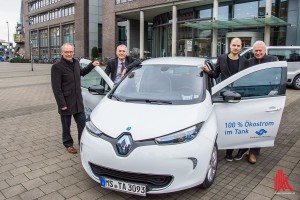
<box><xmin>88</xmin><ymin>85</ymin><xmax>105</xmax><ymax>95</ymax></box>
<box><xmin>222</xmin><ymin>90</ymin><xmax>241</xmax><ymax>103</ymax></box>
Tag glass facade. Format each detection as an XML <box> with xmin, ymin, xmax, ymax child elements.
<box><xmin>149</xmin><ymin>0</ymin><xmax>289</xmax><ymax>57</ymax></box>
<box><xmin>30</xmin><ymin>31</ymin><xmax>38</xmax><ymax>60</ymax></box>
<box><xmin>29</xmin><ymin>5</ymin><xmax>75</xmax><ymax>25</ymax></box>
<box><xmin>39</xmin><ymin>29</ymin><xmax>49</xmax><ymax>60</ymax></box>
<box><xmin>63</xmin><ymin>24</ymin><xmax>75</xmax><ymax>45</ymax></box>
<box><xmin>50</xmin><ymin>27</ymin><xmax>60</xmax><ymax>59</ymax></box>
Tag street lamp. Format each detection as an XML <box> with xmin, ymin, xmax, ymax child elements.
<box><xmin>6</xmin><ymin>22</ymin><xmax>11</xmax><ymax>60</ymax></box>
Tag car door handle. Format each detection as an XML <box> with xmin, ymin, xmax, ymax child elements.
<box><xmin>266</xmin><ymin>106</ymin><xmax>281</xmax><ymax>112</ymax></box>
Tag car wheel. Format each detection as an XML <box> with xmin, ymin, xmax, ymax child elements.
<box><xmin>201</xmin><ymin>142</ymin><xmax>218</xmax><ymax>188</ymax></box>
<box><xmin>292</xmin><ymin>75</ymin><xmax>300</xmax><ymax>90</ymax></box>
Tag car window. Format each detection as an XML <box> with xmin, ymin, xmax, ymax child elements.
<box><xmin>289</xmin><ymin>50</ymin><xmax>300</xmax><ymax>62</ymax></box>
<box><xmin>112</xmin><ymin>64</ymin><xmax>205</xmax><ymax>105</ymax></box>
<box><xmin>241</xmin><ymin>50</ymin><xmax>254</xmax><ymax>59</ymax></box>
<box><xmin>268</xmin><ymin>49</ymin><xmax>292</xmax><ymax>61</ymax></box>
<box><xmin>81</xmin><ymin>69</ymin><xmax>102</xmax><ymax>89</ymax></box>
<box><xmin>217</xmin><ymin>68</ymin><xmax>282</xmax><ymax>99</ymax></box>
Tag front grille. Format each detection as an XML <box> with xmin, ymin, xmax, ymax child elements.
<box><xmin>90</xmin><ymin>163</ymin><xmax>173</xmax><ymax>190</ymax></box>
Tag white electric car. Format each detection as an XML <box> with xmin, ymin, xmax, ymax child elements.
<box><xmin>79</xmin><ymin>57</ymin><xmax>287</xmax><ymax>196</ymax></box>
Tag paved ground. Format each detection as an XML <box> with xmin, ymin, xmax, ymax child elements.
<box><xmin>0</xmin><ymin>62</ymin><xmax>299</xmax><ymax>200</ymax></box>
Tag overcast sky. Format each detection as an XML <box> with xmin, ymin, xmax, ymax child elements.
<box><xmin>0</xmin><ymin>0</ymin><xmax>22</xmax><ymax>44</ymax></box>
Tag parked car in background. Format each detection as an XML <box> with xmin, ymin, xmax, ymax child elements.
<box><xmin>79</xmin><ymin>57</ymin><xmax>287</xmax><ymax>196</ymax></box>
<box><xmin>241</xmin><ymin>46</ymin><xmax>300</xmax><ymax>90</ymax></box>
<box><xmin>0</xmin><ymin>56</ymin><xmax>4</xmax><ymax>62</ymax></box>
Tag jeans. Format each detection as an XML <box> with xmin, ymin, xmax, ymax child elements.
<box><xmin>60</xmin><ymin>112</ymin><xmax>86</xmax><ymax>148</ymax></box>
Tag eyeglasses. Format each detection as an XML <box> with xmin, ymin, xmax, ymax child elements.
<box><xmin>64</xmin><ymin>51</ymin><xmax>74</xmax><ymax>54</ymax></box>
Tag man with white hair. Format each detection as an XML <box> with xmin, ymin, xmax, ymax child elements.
<box><xmin>236</xmin><ymin>40</ymin><xmax>278</xmax><ymax>164</ymax></box>
<box><xmin>249</xmin><ymin>41</ymin><xmax>278</xmax><ymax>66</ymax></box>
<box><xmin>51</xmin><ymin>43</ymin><xmax>100</xmax><ymax>154</ymax></box>
<box><xmin>105</xmin><ymin>44</ymin><xmax>141</xmax><ymax>84</ymax></box>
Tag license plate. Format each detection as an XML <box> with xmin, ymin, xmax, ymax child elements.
<box><xmin>100</xmin><ymin>177</ymin><xmax>146</xmax><ymax>196</ymax></box>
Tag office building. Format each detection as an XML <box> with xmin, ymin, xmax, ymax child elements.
<box><xmin>21</xmin><ymin>0</ymin><xmax>102</xmax><ymax>60</ymax></box>
<box><xmin>103</xmin><ymin>0</ymin><xmax>299</xmax><ymax>58</ymax></box>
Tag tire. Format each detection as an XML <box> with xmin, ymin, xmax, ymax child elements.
<box><xmin>201</xmin><ymin>142</ymin><xmax>218</xmax><ymax>189</ymax></box>
<box><xmin>292</xmin><ymin>75</ymin><xmax>300</xmax><ymax>90</ymax></box>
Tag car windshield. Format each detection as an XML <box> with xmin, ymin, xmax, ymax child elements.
<box><xmin>111</xmin><ymin>64</ymin><xmax>205</xmax><ymax>105</ymax></box>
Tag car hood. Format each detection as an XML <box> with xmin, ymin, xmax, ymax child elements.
<box><xmin>90</xmin><ymin>94</ymin><xmax>212</xmax><ymax>141</ymax></box>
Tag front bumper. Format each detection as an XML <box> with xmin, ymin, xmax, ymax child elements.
<box><xmin>80</xmin><ymin>128</ymin><xmax>215</xmax><ymax>194</ymax></box>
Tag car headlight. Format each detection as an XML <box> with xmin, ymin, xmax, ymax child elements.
<box><xmin>155</xmin><ymin>123</ymin><xmax>203</xmax><ymax>145</ymax></box>
<box><xmin>86</xmin><ymin>121</ymin><xmax>102</xmax><ymax>137</ymax></box>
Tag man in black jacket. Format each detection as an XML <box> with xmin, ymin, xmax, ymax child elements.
<box><xmin>202</xmin><ymin>37</ymin><xmax>249</xmax><ymax>161</ymax></box>
<box><xmin>237</xmin><ymin>41</ymin><xmax>278</xmax><ymax>164</ymax></box>
<box><xmin>51</xmin><ymin>43</ymin><xmax>99</xmax><ymax>154</ymax></box>
<box><xmin>105</xmin><ymin>44</ymin><xmax>141</xmax><ymax>85</ymax></box>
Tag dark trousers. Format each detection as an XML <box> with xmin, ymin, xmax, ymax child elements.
<box><xmin>60</xmin><ymin>112</ymin><xmax>86</xmax><ymax>148</ymax></box>
<box><xmin>227</xmin><ymin>148</ymin><xmax>260</xmax><ymax>156</ymax></box>
<box><xmin>250</xmin><ymin>148</ymin><xmax>260</xmax><ymax>155</ymax></box>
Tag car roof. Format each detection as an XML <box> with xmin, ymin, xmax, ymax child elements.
<box><xmin>142</xmin><ymin>57</ymin><xmax>206</xmax><ymax>66</ymax></box>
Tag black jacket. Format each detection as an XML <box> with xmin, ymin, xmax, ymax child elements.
<box><xmin>208</xmin><ymin>54</ymin><xmax>249</xmax><ymax>81</ymax></box>
<box><xmin>248</xmin><ymin>55</ymin><xmax>278</xmax><ymax>67</ymax></box>
<box><xmin>51</xmin><ymin>57</ymin><xmax>94</xmax><ymax>115</ymax></box>
<box><xmin>105</xmin><ymin>56</ymin><xmax>141</xmax><ymax>82</ymax></box>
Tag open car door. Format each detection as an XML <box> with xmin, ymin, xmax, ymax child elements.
<box><xmin>212</xmin><ymin>61</ymin><xmax>287</xmax><ymax>150</ymax></box>
<box><xmin>80</xmin><ymin>59</ymin><xmax>113</xmax><ymax>119</ymax></box>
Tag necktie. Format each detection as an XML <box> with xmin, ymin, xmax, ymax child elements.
<box><xmin>121</xmin><ymin>62</ymin><xmax>125</xmax><ymax>72</ymax></box>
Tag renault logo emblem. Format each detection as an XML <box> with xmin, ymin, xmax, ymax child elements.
<box><xmin>116</xmin><ymin>134</ymin><xmax>133</xmax><ymax>155</ymax></box>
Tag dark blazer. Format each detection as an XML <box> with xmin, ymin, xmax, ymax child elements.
<box><xmin>105</xmin><ymin>56</ymin><xmax>141</xmax><ymax>82</ymax></box>
<box><xmin>248</xmin><ymin>55</ymin><xmax>278</xmax><ymax>67</ymax></box>
<box><xmin>51</xmin><ymin>57</ymin><xmax>94</xmax><ymax>115</ymax></box>
<box><xmin>208</xmin><ymin>54</ymin><xmax>249</xmax><ymax>81</ymax></box>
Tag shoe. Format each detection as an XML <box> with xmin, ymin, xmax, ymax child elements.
<box><xmin>234</xmin><ymin>149</ymin><xmax>249</xmax><ymax>161</ymax></box>
<box><xmin>225</xmin><ymin>154</ymin><xmax>233</xmax><ymax>162</ymax></box>
<box><xmin>67</xmin><ymin>146</ymin><xmax>77</xmax><ymax>154</ymax></box>
<box><xmin>248</xmin><ymin>153</ymin><xmax>256</xmax><ymax>164</ymax></box>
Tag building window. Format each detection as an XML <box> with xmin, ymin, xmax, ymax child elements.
<box><xmin>50</xmin><ymin>27</ymin><xmax>60</xmax><ymax>59</ymax></box>
<box><xmin>234</xmin><ymin>1</ymin><xmax>258</xmax><ymax>19</ymax></box>
<box><xmin>218</xmin><ymin>5</ymin><xmax>229</xmax><ymax>21</ymax></box>
<box><xmin>28</xmin><ymin>0</ymin><xmax>61</xmax><ymax>12</ymax></box>
<box><xmin>118</xmin><ymin>26</ymin><xmax>127</xmax><ymax>45</ymax></box>
<box><xmin>30</xmin><ymin>31</ymin><xmax>38</xmax><ymax>59</ymax></box>
<box><xmin>39</xmin><ymin>29</ymin><xmax>48</xmax><ymax>59</ymax></box>
<box><xmin>63</xmin><ymin>24</ymin><xmax>75</xmax><ymax>45</ymax></box>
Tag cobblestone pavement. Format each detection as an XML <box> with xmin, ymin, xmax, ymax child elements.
<box><xmin>0</xmin><ymin>63</ymin><xmax>299</xmax><ymax>200</ymax></box>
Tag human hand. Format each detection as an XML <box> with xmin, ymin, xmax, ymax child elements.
<box><xmin>201</xmin><ymin>64</ymin><xmax>209</xmax><ymax>72</ymax></box>
<box><xmin>92</xmin><ymin>60</ymin><xmax>100</xmax><ymax>67</ymax></box>
<box><xmin>61</xmin><ymin>106</ymin><xmax>67</xmax><ymax>110</ymax></box>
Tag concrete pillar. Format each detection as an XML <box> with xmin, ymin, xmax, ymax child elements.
<box><xmin>264</xmin><ymin>0</ymin><xmax>272</xmax><ymax>46</ymax></box>
<box><xmin>127</xmin><ymin>20</ymin><xmax>131</xmax><ymax>52</ymax></box>
<box><xmin>172</xmin><ymin>5</ymin><xmax>177</xmax><ymax>57</ymax></box>
<box><xmin>140</xmin><ymin>10</ymin><xmax>144</xmax><ymax>59</ymax></box>
<box><xmin>212</xmin><ymin>0</ymin><xmax>218</xmax><ymax>57</ymax></box>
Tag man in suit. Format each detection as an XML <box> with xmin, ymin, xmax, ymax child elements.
<box><xmin>202</xmin><ymin>37</ymin><xmax>249</xmax><ymax>162</ymax></box>
<box><xmin>51</xmin><ymin>43</ymin><xmax>99</xmax><ymax>154</ymax></box>
<box><xmin>105</xmin><ymin>44</ymin><xmax>141</xmax><ymax>84</ymax></box>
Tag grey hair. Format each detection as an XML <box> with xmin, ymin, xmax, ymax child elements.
<box><xmin>61</xmin><ymin>43</ymin><xmax>74</xmax><ymax>52</ymax></box>
<box><xmin>116</xmin><ymin>44</ymin><xmax>128</xmax><ymax>52</ymax></box>
<box><xmin>253</xmin><ymin>41</ymin><xmax>266</xmax><ymax>49</ymax></box>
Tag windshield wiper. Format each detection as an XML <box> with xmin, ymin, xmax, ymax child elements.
<box><xmin>111</xmin><ymin>94</ymin><xmax>123</xmax><ymax>101</ymax></box>
<box><xmin>125</xmin><ymin>98</ymin><xmax>172</xmax><ymax>104</ymax></box>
